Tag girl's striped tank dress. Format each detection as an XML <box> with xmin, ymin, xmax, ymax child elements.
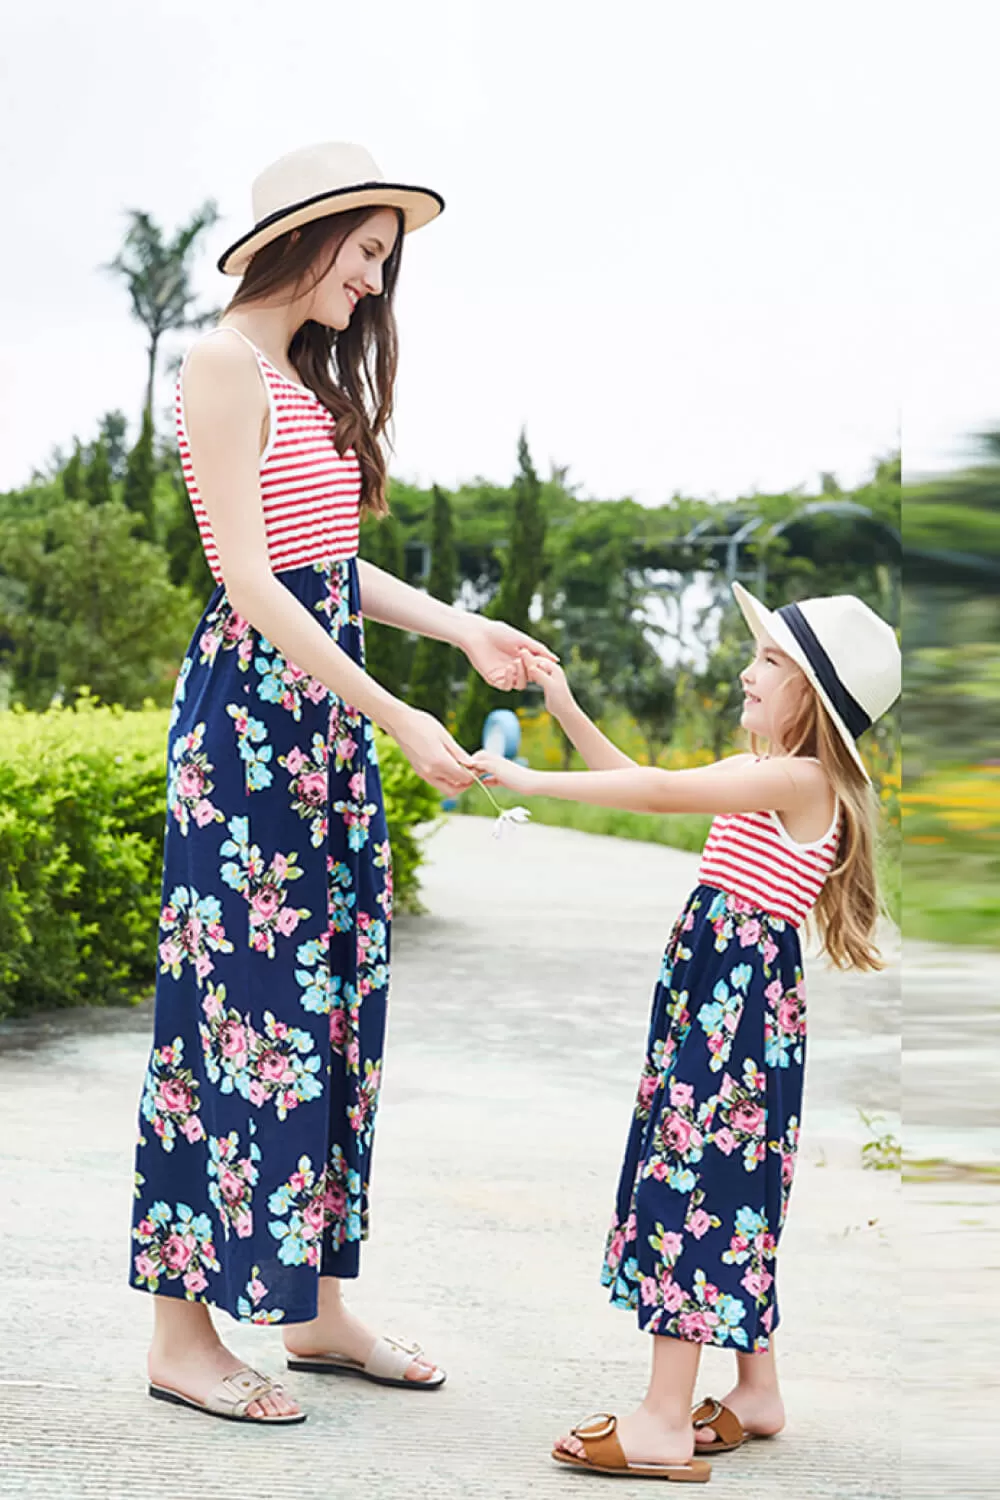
<box><xmin>129</xmin><ymin>327</ymin><xmax>392</xmax><ymax>1325</ymax></box>
<box><xmin>601</xmin><ymin>779</ymin><xmax>840</xmax><ymax>1351</ymax></box>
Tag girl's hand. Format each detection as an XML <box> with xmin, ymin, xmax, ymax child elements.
<box><xmin>461</xmin><ymin>617</ymin><xmax>559</xmax><ymax>692</ymax></box>
<box><xmin>389</xmin><ymin>706</ymin><xmax>476</xmax><ymax>795</ymax></box>
<box><xmin>469</xmin><ymin>751</ymin><xmax>539</xmax><ymax>797</ymax></box>
<box><xmin>518</xmin><ymin>649</ymin><xmax>576</xmax><ymax>720</ymax></box>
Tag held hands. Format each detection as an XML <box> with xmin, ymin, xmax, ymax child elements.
<box><xmin>390</xmin><ymin>705</ymin><xmax>476</xmax><ymax>795</ymax></box>
<box><xmin>515</xmin><ymin>649</ymin><xmax>576</xmax><ymax>719</ymax></box>
<box><xmin>469</xmin><ymin>750</ymin><xmax>538</xmax><ymax>797</ymax></box>
<box><xmin>462</xmin><ymin>617</ymin><xmax>559</xmax><ymax>691</ymax></box>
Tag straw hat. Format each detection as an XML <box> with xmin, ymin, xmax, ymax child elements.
<box><xmin>731</xmin><ymin>582</ymin><xmax>900</xmax><ymax>782</ymax></box>
<box><xmin>217</xmin><ymin>142</ymin><xmax>445</xmax><ymax>277</ymax></box>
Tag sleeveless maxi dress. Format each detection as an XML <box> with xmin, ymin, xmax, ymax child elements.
<box><xmin>601</xmin><ymin>791</ymin><xmax>840</xmax><ymax>1351</ymax></box>
<box><xmin>129</xmin><ymin>330</ymin><xmax>391</xmax><ymax>1325</ymax></box>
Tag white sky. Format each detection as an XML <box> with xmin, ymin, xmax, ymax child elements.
<box><xmin>0</xmin><ymin>1</ymin><xmax>991</xmax><ymax>501</ymax></box>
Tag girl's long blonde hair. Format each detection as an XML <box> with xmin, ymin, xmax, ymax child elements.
<box><xmin>752</xmin><ymin>683</ymin><xmax>886</xmax><ymax>972</ymax></box>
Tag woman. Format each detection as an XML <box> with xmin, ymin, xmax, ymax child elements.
<box><xmin>130</xmin><ymin>142</ymin><xmax>554</xmax><ymax>1424</ymax></box>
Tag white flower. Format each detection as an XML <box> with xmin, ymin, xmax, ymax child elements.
<box><xmin>492</xmin><ymin>806</ymin><xmax>532</xmax><ymax>840</ymax></box>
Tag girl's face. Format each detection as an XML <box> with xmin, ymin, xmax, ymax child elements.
<box><xmin>739</xmin><ymin>634</ymin><xmax>808</xmax><ymax>745</ymax></box>
<box><xmin>308</xmin><ymin>207</ymin><xmax>400</xmax><ymax>330</ymax></box>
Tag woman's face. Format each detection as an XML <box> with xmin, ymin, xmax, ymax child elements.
<box><xmin>308</xmin><ymin>208</ymin><xmax>400</xmax><ymax>331</ymax></box>
<box><xmin>739</xmin><ymin>633</ymin><xmax>808</xmax><ymax>745</ymax></box>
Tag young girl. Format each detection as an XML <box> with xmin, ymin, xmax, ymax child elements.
<box><xmin>130</xmin><ymin>142</ymin><xmax>555</xmax><ymax>1426</ymax></box>
<box><xmin>472</xmin><ymin>582</ymin><xmax>900</xmax><ymax>1483</ymax></box>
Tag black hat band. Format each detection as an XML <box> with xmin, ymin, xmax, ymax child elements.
<box><xmin>777</xmin><ymin>602</ymin><xmax>872</xmax><ymax>740</ymax></box>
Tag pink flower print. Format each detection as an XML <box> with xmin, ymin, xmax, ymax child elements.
<box><xmin>285</xmin><ymin>747</ymin><xmax>307</xmax><ymax>774</ymax></box>
<box><xmin>664</xmin><ymin>1114</ymin><xmax>692</xmax><ymax>1152</ymax></box>
<box><xmin>159</xmin><ymin>938</ymin><xmax>183</xmax><ymax>970</ymax></box>
<box><xmin>677</xmin><ymin>1311</ymin><xmax>716</xmax><ymax>1342</ymax></box>
<box><xmin>741</xmin><ymin>1268</ymin><xmax>773</xmax><ymax>1298</ymax></box>
<box><xmin>335</xmin><ymin>735</ymin><xmax>357</xmax><ymax>765</ymax></box>
<box><xmin>194</xmin><ymin>952</ymin><xmax>214</xmax><ymax>981</ymax></box>
<box><xmin>729</xmin><ymin>1233</ymin><xmax>749</xmax><ymax>1255</ymax></box>
<box><xmin>299</xmin><ymin>770</ymin><xmax>327</xmax><ymax>805</ymax></box>
<box><xmin>218</xmin><ymin>1020</ymin><xmax>247</xmax><ymax>1060</ymax></box>
<box><xmin>178</xmin><ymin>765</ymin><xmax>205</xmax><ymax>798</ymax></box>
<box><xmin>199</xmin><ymin>629</ymin><xmax>220</xmax><ymax>658</ymax></box>
<box><xmin>739</xmin><ymin>919</ymin><xmax>762</xmax><ymax>946</ymax></box>
<box><xmin>625</xmin><ymin>1212</ymin><xmax>637</xmax><ymax>1241</ymax></box>
<box><xmin>306</xmin><ymin>1243</ymin><xmax>321</xmax><ymax>1267</ymax></box>
<box><xmin>346</xmin><ymin>1040</ymin><xmax>360</xmax><ymax>1069</ymax></box>
<box><xmin>662</xmin><ymin>1278</ymin><xmax>685</xmax><ymax>1313</ymax></box>
<box><xmin>650</xmin><ymin>1160</ymin><xmax>669</xmax><ymax>1181</ymax></box>
<box><xmin>275</xmin><ymin>907</ymin><xmax>301</xmax><ymax>937</ymax></box>
<box><xmin>702</xmin><ymin>1281</ymin><xmax>720</xmax><ymax>1305</ymax></box>
<box><xmin>641</xmin><ymin>1276</ymin><xmax>660</xmax><ymax>1307</ymax></box>
<box><xmin>731</xmin><ymin>1102</ymin><xmax>765</xmax><ymax>1134</ymax></box>
<box><xmin>258</xmin><ymin>1051</ymin><xmax>290</xmax><ymax>1084</ymax></box>
<box><xmin>763</xmin><ymin>937</ymin><xmax>779</xmax><ymax>965</ymax></box>
<box><xmin>304</xmin><ymin>679</ymin><xmax>327</xmax><ymax>705</ymax></box>
<box><xmin>608</xmin><ymin>1230</ymin><xmax>626</xmax><ymax>1266</ymax></box>
<box><xmin>272</xmin><ymin>852</ymin><xmax>289</xmax><ymax>881</ymax></box>
<box><xmin>761</xmin><ymin>1305</ymin><xmax>775</xmax><ymax>1332</ymax></box>
<box><xmin>180</xmin><ymin>1116</ymin><xmax>205</xmax><ymax>1144</ymax></box>
<box><xmin>137</xmin><ymin>1218</ymin><xmax>154</xmax><ymax>1238</ymax></box>
<box><xmin>719</xmin><ymin>1073</ymin><xmax>735</xmax><ymax>1100</ymax></box>
<box><xmin>134</xmin><ymin>1252</ymin><xmax>157</xmax><ymax>1279</ymax></box>
<box><xmin>251</xmin><ymin>887</ymin><xmax>281</xmax><ymax>924</ymax></box>
<box><xmin>731</xmin><ymin>895</ymin><xmax>753</xmax><ymax>914</ymax></box>
<box><xmin>660</xmin><ymin>1231</ymin><xmax>683</xmax><ymax>1258</ymax></box>
<box><xmin>248</xmin><ymin>1080</ymin><xmax>267</xmax><ymax>1106</ymax></box>
<box><xmin>193</xmin><ymin>800</ymin><xmax>217</xmax><ymax>828</ymax></box>
<box><xmin>781</xmin><ymin>1154</ymin><xmax>795</xmax><ymax>1187</ymax></box>
<box><xmin>637</xmin><ymin>1074</ymin><xmax>658</xmax><ymax>1111</ymax></box>
<box><xmin>158</xmin><ymin>1080</ymin><xmax>192</xmax><ymax>1114</ymax></box>
<box><xmin>202</xmin><ymin>991</ymin><xmax>224</xmax><ymax>1021</ymax></box>
<box><xmin>161</xmin><ymin>1234</ymin><xmax>193</xmax><ymax>1272</ymax></box>
<box><xmin>281</xmin><ymin>1090</ymin><xmax>299</xmax><ymax>1114</ymax></box>
<box><xmin>248</xmin><ymin>1277</ymin><xmax>268</xmax><ymax>1304</ymax></box>
<box><xmin>324</xmin><ymin>1183</ymin><xmax>347</xmax><ymax>1219</ymax></box>
<box><xmin>707</xmin><ymin>1034</ymin><xmax>726</xmax><ymax>1059</ymax></box>
<box><xmin>330</xmin><ymin>1011</ymin><xmax>349</xmax><ymax>1048</ymax></box>
<box><xmin>682</xmin><ymin>908</ymin><xmax>695</xmax><ymax>931</ymax></box>
<box><xmin>778</xmin><ymin>997</ymin><xmax>801</xmax><ymax>1032</ymax></box>
<box><xmin>762</xmin><ymin>1232</ymin><xmax>777</xmax><ymax>1254</ymax></box>
<box><xmin>765</xmin><ymin>978</ymin><xmax>783</xmax><ymax>1004</ymax></box>
<box><xmin>219</xmin><ymin>1170</ymin><xmax>243</xmax><ymax>1204</ymax></box>
<box><xmin>183</xmin><ymin>1267</ymin><xmax>208</xmax><ymax>1295</ymax></box>
<box><xmin>669</xmin><ymin>1081</ymin><xmax>694</xmax><ymax>1109</ymax></box>
<box><xmin>233</xmin><ymin>1210</ymin><xmax>253</xmax><ymax>1239</ymax></box>
<box><xmin>302</xmin><ymin>1200</ymin><xmax>326</xmax><ymax>1237</ymax></box>
<box><xmin>251</xmin><ymin>932</ymin><xmax>270</xmax><ymax>953</ymax></box>
<box><xmin>688</xmin><ymin>1209</ymin><xmax>712</xmax><ymax>1239</ymax></box>
<box><xmin>222</xmin><ymin>612</ymin><xmax>247</xmax><ymax>642</ymax></box>
<box><xmin>348</xmin><ymin>770</ymin><xmax>365</xmax><ymax>801</ymax></box>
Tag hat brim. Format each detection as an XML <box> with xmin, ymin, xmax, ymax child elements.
<box><xmin>731</xmin><ymin>581</ymin><xmax>872</xmax><ymax>784</ymax></box>
<box><xmin>218</xmin><ymin>181</ymin><xmax>445</xmax><ymax>276</ymax></box>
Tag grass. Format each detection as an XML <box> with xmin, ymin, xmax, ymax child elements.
<box><xmin>859</xmin><ymin>1110</ymin><xmax>902</xmax><ymax>1172</ymax></box>
<box><xmin>901</xmin><ymin>765</ymin><xmax>1000</xmax><ymax>948</ymax></box>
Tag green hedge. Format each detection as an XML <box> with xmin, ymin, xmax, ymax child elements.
<box><xmin>0</xmin><ymin>695</ymin><xmax>439</xmax><ymax>1020</ymax></box>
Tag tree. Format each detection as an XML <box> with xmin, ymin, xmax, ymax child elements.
<box><xmin>106</xmin><ymin>200</ymin><xmax>220</xmax><ymax>420</ymax></box>
<box><xmin>0</xmin><ymin>500</ymin><xmax>195</xmax><ymax>709</ymax></box>
<box><xmin>408</xmin><ymin>485</ymin><xmax>459</xmax><ymax>723</ymax></box>
<box><xmin>123</xmin><ymin>407</ymin><xmax>157</xmax><ymax>542</ymax></box>
<box><xmin>615</xmin><ymin>636</ymin><xmax>681</xmax><ymax>765</ymax></box>
<box><xmin>61</xmin><ymin>442</ymin><xmax>84</xmax><ymax>501</ymax></box>
<box><xmin>85</xmin><ymin>439</ymin><xmax>113</xmax><ymax>507</ymax></box>
<box><xmin>361</xmin><ymin>510</ymin><xmax>410</xmax><ymax>698</ymax></box>
<box><xmin>98</xmin><ymin>411</ymin><xmax>130</xmax><ymax>483</ymax></box>
<box><xmin>455</xmin><ymin>431</ymin><xmax>547</xmax><ymax>747</ymax></box>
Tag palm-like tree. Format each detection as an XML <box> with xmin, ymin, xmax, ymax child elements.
<box><xmin>106</xmin><ymin>202</ymin><xmax>222</xmax><ymax>420</ymax></box>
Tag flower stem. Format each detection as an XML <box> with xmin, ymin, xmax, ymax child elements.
<box><xmin>472</xmin><ymin>773</ymin><xmax>504</xmax><ymax>815</ymax></box>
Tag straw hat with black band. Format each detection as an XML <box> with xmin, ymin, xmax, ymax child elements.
<box><xmin>217</xmin><ymin>142</ymin><xmax>445</xmax><ymax>278</ymax></box>
<box><xmin>731</xmin><ymin>581</ymin><xmax>900</xmax><ymax>784</ymax></box>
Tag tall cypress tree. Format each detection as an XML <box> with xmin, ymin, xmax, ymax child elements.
<box><xmin>85</xmin><ymin>439</ymin><xmax>113</xmax><ymax>507</ymax></box>
<box><xmin>408</xmin><ymin>485</ymin><xmax>458</xmax><ymax>723</ymax></box>
<box><xmin>123</xmin><ymin>407</ymin><xmax>157</xmax><ymax>541</ymax></box>
<box><xmin>455</xmin><ymin>431</ymin><xmax>547</xmax><ymax>748</ymax></box>
<box><xmin>362</xmin><ymin>509</ymin><xmax>410</xmax><ymax>698</ymax></box>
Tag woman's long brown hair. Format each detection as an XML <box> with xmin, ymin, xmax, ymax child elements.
<box><xmin>222</xmin><ymin>207</ymin><xmax>404</xmax><ymax>517</ymax></box>
<box><xmin>751</xmin><ymin>683</ymin><xmax>887</xmax><ymax>972</ymax></box>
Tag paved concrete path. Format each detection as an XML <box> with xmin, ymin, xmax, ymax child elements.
<box><xmin>0</xmin><ymin>814</ymin><xmax>984</xmax><ymax>1499</ymax></box>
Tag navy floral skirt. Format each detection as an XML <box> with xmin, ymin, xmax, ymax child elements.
<box><xmin>129</xmin><ymin>557</ymin><xmax>391</xmax><ymax>1325</ymax></box>
<box><xmin>601</xmin><ymin>885</ymin><xmax>806</xmax><ymax>1352</ymax></box>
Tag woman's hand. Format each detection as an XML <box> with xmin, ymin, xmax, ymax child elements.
<box><xmin>388</xmin><ymin>706</ymin><xmax>476</xmax><ymax>795</ymax></box>
<box><xmin>461</xmin><ymin>616</ymin><xmax>559</xmax><ymax>691</ymax></box>
<box><xmin>518</xmin><ymin>649</ymin><xmax>577</xmax><ymax>720</ymax></box>
<box><xmin>469</xmin><ymin>751</ymin><xmax>539</xmax><ymax>797</ymax></box>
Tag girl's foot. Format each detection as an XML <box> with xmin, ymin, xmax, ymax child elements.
<box><xmin>283</xmin><ymin>1302</ymin><xmax>440</xmax><ymax>1384</ymax></box>
<box><xmin>555</xmin><ymin>1404</ymin><xmax>696</xmax><ymax>1468</ymax></box>
<box><xmin>694</xmin><ymin>1384</ymin><xmax>785</xmax><ymax>1445</ymax></box>
<box><xmin>148</xmin><ymin>1340</ymin><xmax>301</xmax><ymax>1421</ymax></box>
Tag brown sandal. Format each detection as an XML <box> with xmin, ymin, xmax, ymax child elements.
<box><xmin>691</xmin><ymin>1396</ymin><xmax>779</xmax><ymax>1455</ymax></box>
<box><xmin>552</xmin><ymin>1414</ymin><xmax>711</xmax><ymax>1482</ymax></box>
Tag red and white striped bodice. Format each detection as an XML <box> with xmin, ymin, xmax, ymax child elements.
<box><xmin>176</xmin><ymin>329</ymin><xmax>361</xmax><ymax>585</ymax></box>
<box><xmin>696</xmin><ymin>797</ymin><xmax>841</xmax><ymax>928</ymax></box>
